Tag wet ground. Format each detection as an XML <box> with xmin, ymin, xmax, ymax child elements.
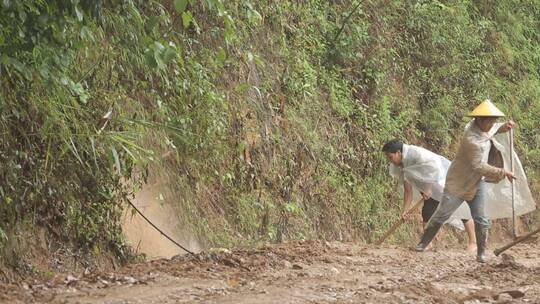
<box><xmin>2</xmin><ymin>240</ymin><xmax>539</xmax><ymax>304</ymax></box>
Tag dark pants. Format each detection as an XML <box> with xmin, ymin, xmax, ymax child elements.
<box><xmin>426</xmin><ymin>182</ymin><xmax>489</xmax><ymax>228</ymax></box>
<box><xmin>422</xmin><ymin>198</ymin><xmax>470</xmax><ymax>225</ymax></box>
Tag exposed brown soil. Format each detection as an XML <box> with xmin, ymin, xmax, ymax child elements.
<box><xmin>1</xmin><ymin>238</ymin><xmax>539</xmax><ymax>304</ymax></box>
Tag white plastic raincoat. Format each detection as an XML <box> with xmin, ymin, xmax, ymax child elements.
<box><xmin>389</xmin><ymin>123</ymin><xmax>536</xmax><ymax>227</ymax></box>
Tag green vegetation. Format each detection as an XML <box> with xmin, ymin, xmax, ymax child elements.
<box><xmin>1</xmin><ymin>0</ymin><xmax>539</xmax><ymax>270</ymax></box>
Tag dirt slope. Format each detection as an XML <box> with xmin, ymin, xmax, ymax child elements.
<box><xmin>122</xmin><ymin>177</ymin><xmax>201</xmax><ymax>259</ymax></box>
<box><xmin>2</xmin><ymin>240</ymin><xmax>539</xmax><ymax>304</ymax></box>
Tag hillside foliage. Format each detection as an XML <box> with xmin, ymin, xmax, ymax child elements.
<box><xmin>0</xmin><ymin>0</ymin><xmax>539</xmax><ymax>270</ymax></box>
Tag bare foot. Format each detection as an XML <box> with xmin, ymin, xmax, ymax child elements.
<box><xmin>466</xmin><ymin>243</ymin><xmax>477</xmax><ymax>253</ymax></box>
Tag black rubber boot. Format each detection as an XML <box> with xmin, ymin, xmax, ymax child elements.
<box><xmin>415</xmin><ymin>221</ymin><xmax>443</xmax><ymax>252</ymax></box>
<box><xmin>475</xmin><ymin>224</ymin><xmax>489</xmax><ymax>263</ymax></box>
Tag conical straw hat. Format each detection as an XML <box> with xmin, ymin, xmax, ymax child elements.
<box><xmin>467</xmin><ymin>99</ymin><xmax>505</xmax><ymax>117</ymax></box>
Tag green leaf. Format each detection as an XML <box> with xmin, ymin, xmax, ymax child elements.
<box><xmin>216</xmin><ymin>47</ymin><xmax>226</xmax><ymax>65</ymax></box>
<box><xmin>162</xmin><ymin>46</ymin><xmax>177</xmax><ymax>65</ymax></box>
<box><xmin>67</xmin><ymin>137</ymin><xmax>84</xmax><ymax>166</ymax></box>
<box><xmin>8</xmin><ymin>57</ymin><xmax>25</xmax><ymax>72</ymax></box>
<box><xmin>111</xmin><ymin>147</ymin><xmax>121</xmax><ymax>175</ymax></box>
<box><xmin>152</xmin><ymin>41</ymin><xmax>165</xmax><ymax>52</ymax></box>
<box><xmin>154</xmin><ymin>50</ymin><xmax>165</xmax><ymax>69</ymax></box>
<box><xmin>90</xmin><ymin>137</ymin><xmax>99</xmax><ymax>170</ymax></box>
<box><xmin>146</xmin><ymin>16</ymin><xmax>160</xmax><ymax>32</ymax></box>
<box><xmin>69</xmin><ymin>81</ymin><xmax>89</xmax><ymax>103</ymax></box>
<box><xmin>174</xmin><ymin>0</ymin><xmax>188</xmax><ymax>13</ymax></box>
<box><xmin>0</xmin><ymin>227</ymin><xmax>7</xmax><ymax>242</ymax></box>
<box><xmin>121</xmin><ymin>144</ymin><xmax>136</xmax><ymax>161</ymax></box>
<box><xmin>39</xmin><ymin>66</ymin><xmax>50</xmax><ymax>79</ymax></box>
<box><xmin>146</xmin><ymin>41</ymin><xmax>165</xmax><ymax>69</ymax></box>
<box><xmin>0</xmin><ymin>54</ymin><xmax>9</xmax><ymax>65</ymax></box>
<box><xmin>75</xmin><ymin>5</ymin><xmax>83</xmax><ymax>21</ymax></box>
<box><xmin>182</xmin><ymin>11</ymin><xmax>193</xmax><ymax>28</ymax></box>
<box><xmin>80</xmin><ymin>26</ymin><xmax>94</xmax><ymax>41</ymax></box>
<box><xmin>144</xmin><ymin>48</ymin><xmax>157</xmax><ymax>67</ymax></box>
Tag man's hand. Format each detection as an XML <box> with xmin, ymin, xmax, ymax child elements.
<box><xmin>505</xmin><ymin>171</ymin><xmax>516</xmax><ymax>182</ymax></box>
<box><xmin>505</xmin><ymin>120</ymin><xmax>516</xmax><ymax>129</ymax></box>
<box><xmin>497</xmin><ymin>120</ymin><xmax>516</xmax><ymax>133</ymax></box>
<box><xmin>401</xmin><ymin>210</ymin><xmax>411</xmax><ymax>220</ymax></box>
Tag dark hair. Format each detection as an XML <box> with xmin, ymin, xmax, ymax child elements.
<box><xmin>382</xmin><ymin>139</ymin><xmax>403</xmax><ymax>153</ymax></box>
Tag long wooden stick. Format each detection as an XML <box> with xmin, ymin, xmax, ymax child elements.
<box><xmin>375</xmin><ymin>198</ymin><xmax>424</xmax><ymax>245</ymax></box>
<box><xmin>510</xmin><ymin>128</ymin><xmax>516</xmax><ymax>238</ymax></box>
<box><xmin>494</xmin><ymin>227</ymin><xmax>540</xmax><ymax>256</ymax></box>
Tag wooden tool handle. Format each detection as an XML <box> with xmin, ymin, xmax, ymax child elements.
<box><xmin>375</xmin><ymin>198</ymin><xmax>424</xmax><ymax>245</ymax></box>
<box><xmin>494</xmin><ymin>227</ymin><xmax>540</xmax><ymax>256</ymax></box>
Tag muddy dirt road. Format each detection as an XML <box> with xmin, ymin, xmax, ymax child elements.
<box><xmin>2</xmin><ymin>240</ymin><xmax>540</xmax><ymax>304</ymax></box>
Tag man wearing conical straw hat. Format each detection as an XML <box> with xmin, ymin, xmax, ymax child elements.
<box><xmin>415</xmin><ymin>99</ymin><xmax>516</xmax><ymax>263</ymax></box>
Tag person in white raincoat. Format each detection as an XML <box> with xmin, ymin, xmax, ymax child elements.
<box><xmin>415</xmin><ymin>99</ymin><xmax>536</xmax><ymax>263</ymax></box>
<box><xmin>382</xmin><ymin>139</ymin><xmax>477</xmax><ymax>252</ymax></box>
